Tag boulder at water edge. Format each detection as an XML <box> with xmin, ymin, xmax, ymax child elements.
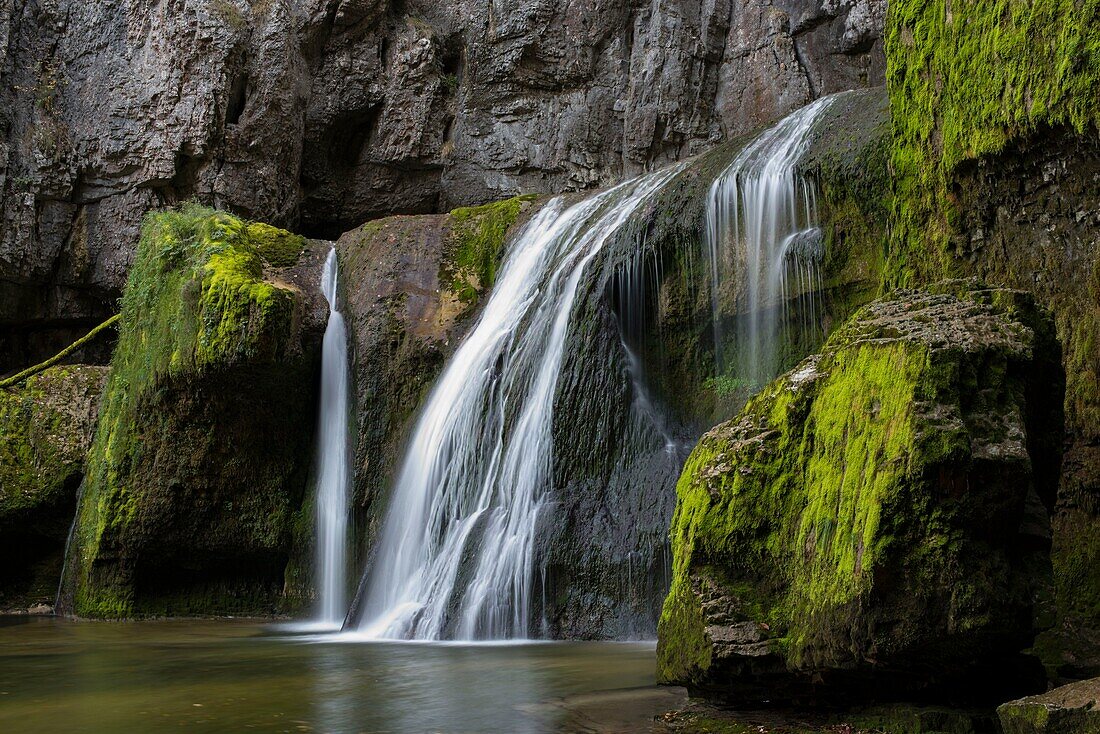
<box><xmin>61</xmin><ymin>206</ymin><xmax>327</xmax><ymax>618</ymax></box>
<box><xmin>657</xmin><ymin>282</ymin><xmax>1064</xmax><ymax>705</ymax></box>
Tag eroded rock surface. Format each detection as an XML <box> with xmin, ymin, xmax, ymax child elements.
<box><xmin>0</xmin><ymin>0</ymin><xmax>885</xmax><ymax>370</ymax></box>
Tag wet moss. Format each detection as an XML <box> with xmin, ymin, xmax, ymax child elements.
<box><xmin>0</xmin><ymin>365</ymin><xmax>106</xmax><ymax>522</ymax></box>
<box><xmin>442</xmin><ymin>194</ymin><xmax>538</xmax><ymax>306</ymax></box>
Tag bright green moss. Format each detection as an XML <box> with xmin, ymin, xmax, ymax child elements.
<box><xmin>246</xmin><ymin>221</ymin><xmax>306</xmax><ymax>268</ymax></box>
<box><xmin>67</xmin><ymin>205</ymin><xmax>302</xmax><ymax>618</ymax></box>
<box><xmin>442</xmin><ymin>194</ymin><xmax>537</xmax><ymax>306</ymax></box>
<box><xmin>886</xmin><ymin>0</ymin><xmax>1100</xmax><ymax>285</ymax></box>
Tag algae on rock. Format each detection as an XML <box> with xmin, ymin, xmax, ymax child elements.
<box><xmin>62</xmin><ymin>206</ymin><xmax>326</xmax><ymax>619</ymax></box>
<box><xmin>658</xmin><ymin>282</ymin><xmax>1063</xmax><ymax>705</ymax></box>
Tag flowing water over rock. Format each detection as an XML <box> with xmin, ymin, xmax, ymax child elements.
<box><xmin>314</xmin><ymin>248</ymin><xmax>351</xmax><ymax>627</ymax></box>
<box><xmin>705</xmin><ymin>95</ymin><xmax>835</xmax><ymax>384</ymax></box>
<box><xmin>353</xmin><ymin>168</ymin><xmax>682</xmax><ymax>640</ymax></box>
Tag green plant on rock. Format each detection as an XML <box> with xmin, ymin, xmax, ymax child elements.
<box><xmin>441</xmin><ymin>194</ymin><xmax>537</xmax><ymax>307</ymax></box>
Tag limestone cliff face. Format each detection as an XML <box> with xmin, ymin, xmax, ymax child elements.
<box><xmin>0</xmin><ymin>0</ymin><xmax>884</xmax><ymax>370</ymax></box>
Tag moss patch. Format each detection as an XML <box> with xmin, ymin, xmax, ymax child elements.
<box><xmin>441</xmin><ymin>194</ymin><xmax>537</xmax><ymax>307</ymax></box>
<box><xmin>886</xmin><ymin>0</ymin><xmax>1100</xmax><ymax>285</ymax></box>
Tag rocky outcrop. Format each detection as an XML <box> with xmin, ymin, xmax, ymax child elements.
<box><xmin>885</xmin><ymin>0</ymin><xmax>1100</xmax><ymax>681</ymax></box>
<box><xmin>0</xmin><ymin>0</ymin><xmax>885</xmax><ymax>372</ymax></box>
<box><xmin>998</xmin><ymin>678</ymin><xmax>1100</xmax><ymax>734</ymax></box>
<box><xmin>657</xmin><ymin>283</ymin><xmax>1064</xmax><ymax>704</ymax></box>
<box><xmin>0</xmin><ymin>363</ymin><xmax>106</xmax><ymax>611</ymax></box>
<box><xmin>60</xmin><ymin>207</ymin><xmax>326</xmax><ymax>618</ymax></box>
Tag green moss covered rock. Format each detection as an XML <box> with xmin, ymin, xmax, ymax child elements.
<box><xmin>887</xmin><ymin>0</ymin><xmax>1100</xmax><ymax>679</ymax></box>
<box><xmin>998</xmin><ymin>677</ymin><xmax>1100</xmax><ymax>734</ymax></box>
<box><xmin>657</xmin><ymin>282</ymin><xmax>1063</xmax><ymax>705</ymax></box>
<box><xmin>61</xmin><ymin>206</ymin><xmax>325</xmax><ymax>619</ymax></box>
<box><xmin>0</xmin><ymin>364</ymin><xmax>107</xmax><ymax>610</ymax></box>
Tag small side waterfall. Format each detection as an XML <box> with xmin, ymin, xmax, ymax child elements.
<box><xmin>353</xmin><ymin>167</ymin><xmax>681</xmax><ymax>641</ymax></box>
<box><xmin>705</xmin><ymin>96</ymin><xmax>834</xmax><ymax>385</ymax></box>
<box><xmin>314</xmin><ymin>248</ymin><xmax>351</xmax><ymax>627</ymax></box>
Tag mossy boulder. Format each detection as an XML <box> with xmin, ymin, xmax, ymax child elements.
<box><xmin>61</xmin><ymin>206</ymin><xmax>326</xmax><ymax>619</ymax></box>
<box><xmin>657</xmin><ymin>282</ymin><xmax>1063</xmax><ymax>705</ymax></box>
<box><xmin>998</xmin><ymin>678</ymin><xmax>1100</xmax><ymax>734</ymax></box>
<box><xmin>0</xmin><ymin>364</ymin><xmax>107</xmax><ymax>610</ymax></box>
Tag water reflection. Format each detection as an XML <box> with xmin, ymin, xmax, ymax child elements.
<box><xmin>0</xmin><ymin>618</ymin><xmax>666</xmax><ymax>733</ymax></box>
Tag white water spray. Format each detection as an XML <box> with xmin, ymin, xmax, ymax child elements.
<box><xmin>354</xmin><ymin>167</ymin><xmax>681</xmax><ymax>641</ymax></box>
<box><xmin>705</xmin><ymin>96</ymin><xmax>834</xmax><ymax>384</ymax></box>
<box><xmin>314</xmin><ymin>247</ymin><xmax>351</xmax><ymax>627</ymax></box>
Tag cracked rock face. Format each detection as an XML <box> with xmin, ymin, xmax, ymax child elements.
<box><xmin>0</xmin><ymin>0</ymin><xmax>884</xmax><ymax>370</ymax></box>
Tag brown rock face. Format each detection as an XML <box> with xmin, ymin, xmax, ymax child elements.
<box><xmin>0</xmin><ymin>0</ymin><xmax>884</xmax><ymax>369</ymax></box>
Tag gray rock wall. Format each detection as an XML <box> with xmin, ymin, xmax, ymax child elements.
<box><xmin>0</xmin><ymin>0</ymin><xmax>884</xmax><ymax>369</ymax></box>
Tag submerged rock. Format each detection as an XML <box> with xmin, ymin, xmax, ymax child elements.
<box><xmin>61</xmin><ymin>206</ymin><xmax>326</xmax><ymax>618</ymax></box>
<box><xmin>0</xmin><ymin>364</ymin><xmax>107</xmax><ymax>610</ymax></box>
<box><xmin>998</xmin><ymin>678</ymin><xmax>1100</xmax><ymax>734</ymax></box>
<box><xmin>657</xmin><ymin>282</ymin><xmax>1064</xmax><ymax>705</ymax></box>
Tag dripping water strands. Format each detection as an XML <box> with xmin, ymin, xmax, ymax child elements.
<box><xmin>610</xmin><ymin>237</ymin><xmax>679</xmax><ymax>454</ymax></box>
<box><xmin>53</xmin><ymin>479</ymin><xmax>85</xmax><ymax>615</ymax></box>
<box><xmin>351</xmin><ymin>166</ymin><xmax>683</xmax><ymax>641</ymax></box>
<box><xmin>313</xmin><ymin>247</ymin><xmax>352</xmax><ymax>629</ymax></box>
<box><xmin>705</xmin><ymin>95</ymin><xmax>835</xmax><ymax>388</ymax></box>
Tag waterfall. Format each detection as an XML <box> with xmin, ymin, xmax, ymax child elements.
<box><xmin>53</xmin><ymin>479</ymin><xmax>85</xmax><ymax>615</ymax></box>
<box><xmin>314</xmin><ymin>247</ymin><xmax>351</xmax><ymax>627</ymax></box>
<box><xmin>353</xmin><ymin>167</ymin><xmax>681</xmax><ymax>641</ymax></box>
<box><xmin>705</xmin><ymin>95</ymin><xmax>834</xmax><ymax>386</ymax></box>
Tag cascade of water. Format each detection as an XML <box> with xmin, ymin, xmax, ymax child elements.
<box><xmin>705</xmin><ymin>96</ymin><xmax>834</xmax><ymax>385</ymax></box>
<box><xmin>314</xmin><ymin>247</ymin><xmax>351</xmax><ymax>627</ymax></box>
<box><xmin>353</xmin><ymin>167</ymin><xmax>681</xmax><ymax>641</ymax></box>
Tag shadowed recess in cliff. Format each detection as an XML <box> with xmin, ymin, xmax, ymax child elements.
<box><xmin>346</xmin><ymin>167</ymin><xmax>685</xmax><ymax>640</ymax></box>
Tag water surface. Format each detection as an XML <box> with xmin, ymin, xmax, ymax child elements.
<box><xmin>0</xmin><ymin>617</ymin><xmax>674</xmax><ymax>733</ymax></box>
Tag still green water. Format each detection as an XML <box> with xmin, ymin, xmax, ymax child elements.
<box><xmin>0</xmin><ymin>617</ymin><xmax>675</xmax><ymax>733</ymax></box>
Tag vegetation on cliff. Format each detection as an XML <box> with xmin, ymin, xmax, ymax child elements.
<box><xmin>887</xmin><ymin>0</ymin><xmax>1100</xmax><ymax>283</ymax></box>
